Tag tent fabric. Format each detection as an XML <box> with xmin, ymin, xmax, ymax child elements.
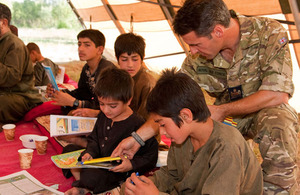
<box><xmin>67</xmin><ymin>0</ymin><xmax>300</xmax><ymax>73</ymax></box>
<box><xmin>67</xmin><ymin>0</ymin><xmax>300</xmax><ymax>112</ymax></box>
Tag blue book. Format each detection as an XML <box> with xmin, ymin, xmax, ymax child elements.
<box><xmin>44</xmin><ymin>66</ymin><xmax>59</xmax><ymax>91</ymax></box>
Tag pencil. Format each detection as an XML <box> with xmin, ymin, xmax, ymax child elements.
<box><xmin>81</xmin><ymin>156</ymin><xmax>121</xmax><ymax>165</ymax></box>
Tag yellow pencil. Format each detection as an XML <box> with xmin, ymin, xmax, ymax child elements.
<box><xmin>82</xmin><ymin>156</ymin><xmax>121</xmax><ymax>165</ymax></box>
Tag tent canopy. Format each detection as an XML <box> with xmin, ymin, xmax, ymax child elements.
<box><xmin>67</xmin><ymin>0</ymin><xmax>300</xmax><ymax>72</ymax></box>
<box><xmin>66</xmin><ymin>0</ymin><xmax>300</xmax><ymax>112</ymax></box>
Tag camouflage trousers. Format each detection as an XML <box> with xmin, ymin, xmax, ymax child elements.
<box><xmin>234</xmin><ymin>103</ymin><xmax>299</xmax><ymax>195</ymax></box>
<box><xmin>0</xmin><ymin>93</ymin><xmax>32</xmax><ymax>123</ymax></box>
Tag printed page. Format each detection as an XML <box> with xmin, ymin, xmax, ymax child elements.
<box><xmin>50</xmin><ymin>115</ymin><xmax>97</xmax><ymax>137</ymax></box>
<box><xmin>55</xmin><ymin>66</ymin><xmax>65</xmax><ymax>84</ymax></box>
<box><xmin>0</xmin><ymin>170</ymin><xmax>63</xmax><ymax>195</ymax></box>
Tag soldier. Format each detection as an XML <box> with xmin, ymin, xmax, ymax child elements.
<box><xmin>112</xmin><ymin>0</ymin><xmax>299</xmax><ymax>194</ymax></box>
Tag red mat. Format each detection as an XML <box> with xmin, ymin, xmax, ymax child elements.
<box><xmin>0</xmin><ymin>121</ymin><xmax>74</xmax><ymax>192</ymax></box>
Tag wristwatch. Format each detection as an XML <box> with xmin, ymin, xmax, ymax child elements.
<box><xmin>73</xmin><ymin>99</ymin><xmax>80</xmax><ymax>108</ymax></box>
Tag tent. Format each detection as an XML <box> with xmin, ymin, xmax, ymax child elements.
<box><xmin>66</xmin><ymin>0</ymin><xmax>300</xmax><ymax>70</ymax></box>
<box><xmin>66</xmin><ymin>0</ymin><xmax>300</xmax><ymax>111</ymax></box>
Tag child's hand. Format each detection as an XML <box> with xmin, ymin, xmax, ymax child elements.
<box><xmin>110</xmin><ymin>155</ymin><xmax>132</xmax><ymax>172</ymax></box>
<box><xmin>51</xmin><ymin>91</ymin><xmax>75</xmax><ymax>107</ymax></box>
<box><xmin>124</xmin><ymin>172</ymin><xmax>159</xmax><ymax>195</ymax></box>
<box><xmin>72</xmin><ymin>108</ymin><xmax>100</xmax><ymax>117</ymax></box>
<box><xmin>46</xmin><ymin>83</ymin><xmax>55</xmax><ymax>98</ymax></box>
<box><xmin>81</xmin><ymin>153</ymin><xmax>92</xmax><ymax>162</ymax></box>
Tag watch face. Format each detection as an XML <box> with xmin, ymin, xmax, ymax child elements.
<box><xmin>74</xmin><ymin>99</ymin><xmax>79</xmax><ymax>107</ymax></box>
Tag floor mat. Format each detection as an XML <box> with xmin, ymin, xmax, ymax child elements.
<box><xmin>0</xmin><ymin>121</ymin><xmax>74</xmax><ymax>192</ymax></box>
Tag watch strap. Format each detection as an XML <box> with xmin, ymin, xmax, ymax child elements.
<box><xmin>131</xmin><ymin>131</ymin><xmax>145</xmax><ymax>146</ymax></box>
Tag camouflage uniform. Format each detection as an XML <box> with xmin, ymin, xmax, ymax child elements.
<box><xmin>181</xmin><ymin>13</ymin><xmax>299</xmax><ymax>194</ymax></box>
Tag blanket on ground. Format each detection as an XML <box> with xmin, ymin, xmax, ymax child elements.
<box><xmin>0</xmin><ymin>121</ymin><xmax>74</xmax><ymax>192</ymax></box>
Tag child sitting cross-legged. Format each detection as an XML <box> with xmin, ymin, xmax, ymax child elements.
<box><xmin>65</xmin><ymin>68</ymin><xmax>158</xmax><ymax>195</ymax></box>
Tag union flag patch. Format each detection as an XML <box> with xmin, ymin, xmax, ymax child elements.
<box><xmin>279</xmin><ymin>37</ymin><xmax>287</xmax><ymax>44</ymax></box>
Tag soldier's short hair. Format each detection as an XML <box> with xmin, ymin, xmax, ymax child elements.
<box><xmin>0</xmin><ymin>3</ymin><xmax>11</xmax><ymax>24</ymax></box>
<box><xmin>173</xmin><ymin>0</ymin><xmax>231</xmax><ymax>37</ymax></box>
<box><xmin>147</xmin><ymin>68</ymin><xmax>211</xmax><ymax>128</ymax></box>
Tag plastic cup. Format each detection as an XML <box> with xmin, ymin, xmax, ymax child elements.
<box><xmin>2</xmin><ymin>124</ymin><xmax>16</xmax><ymax>141</ymax></box>
<box><xmin>35</xmin><ymin>136</ymin><xmax>48</xmax><ymax>155</ymax></box>
<box><xmin>18</xmin><ymin>148</ymin><xmax>33</xmax><ymax>169</ymax></box>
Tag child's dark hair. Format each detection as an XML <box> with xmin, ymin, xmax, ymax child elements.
<box><xmin>77</xmin><ymin>29</ymin><xmax>105</xmax><ymax>47</ymax></box>
<box><xmin>26</xmin><ymin>42</ymin><xmax>41</xmax><ymax>54</ymax></box>
<box><xmin>94</xmin><ymin>68</ymin><xmax>134</xmax><ymax>103</ymax></box>
<box><xmin>114</xmin><ymin>33</ymin><xmax>145</xmax><ymax>60</ymax></box>
<box><xmin>0</xmin><ymin>3</ymin><xmax>11</xmax><ymax>24</ymax></box>
<box><xmin>147</xmin><ymin>68</ymin><xmax>211</xmax><ymax>127</ymax></box>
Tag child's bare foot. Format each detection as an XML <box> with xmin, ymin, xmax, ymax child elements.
<box><xmin>64</xmin><ymin>187</ymin><xmax>89</xmax><ymax>195</ymax></box>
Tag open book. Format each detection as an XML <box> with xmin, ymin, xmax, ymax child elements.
<box><xmin>51</xmin><ymin>149</ymin><xmax>121</xmax><ymax>169</ymax></box>
<box><xmin>0</xmin><ymin>170</ymin><xmax>63</xmax><ymax>195</ymax></box>
<box><xmin>44</xmin><ymin>65</ymin><xmax>59</xmax><ymax>91</ymax></box>
<box><xmin>50</xmin><ymin>115</ymin><xmax>97</xmax><ymax>137</ymax></box>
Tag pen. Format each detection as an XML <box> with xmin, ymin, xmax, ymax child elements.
<box><xmin>130</xmin><ymin>172</ymin><xmax>145</xmax><ymax>185</ymax></box>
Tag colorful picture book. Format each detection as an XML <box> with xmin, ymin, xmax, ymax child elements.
<box><xmin>51</xmin><ymin>149</ymin><xmax>121</xmax><ymax>169</ymax></box>
<box><xmin>50</xmin><ymin>115</ymin><xmax>97</xmax><ymax>137</ymax></box>
<box><xmin>44</xmin><ymin>65</ymin><xmax>59</xmax><ymax>91</ymax></box>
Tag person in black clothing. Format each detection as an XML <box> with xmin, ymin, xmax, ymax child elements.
<box><xmin>46</xmin><ymin>29</ymin><xmax>116</xmax><ymax>117</ymax></box>
<box><xmin>64</xmin><ymin>68</ymin><xmax>158</xmax><ymax>195</ymax></box>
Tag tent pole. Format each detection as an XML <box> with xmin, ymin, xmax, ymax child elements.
<box><xmin>66</xmin><ymin>0</ymin><xmax>86</xmax><ymax>29</ymax></box>
<box><xmin>158</xmin><ymin>0</ymin><xmax>189</xmax><ymax>56</ymax></box>
<box><xmin>288</xmin><ymin>0</ymin><xmax>300</xmax><ymax>37</ymax></box>
<box><xmin>101</xmin><ymin>0</ymin><xmax>125</xmax><ymax>34</ymax></box>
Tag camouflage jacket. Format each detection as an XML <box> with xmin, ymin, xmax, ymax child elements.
<box><xmin>181</xmin><ymin>13</ymin><xmax>294</xmax><ymax>105</ymax></box>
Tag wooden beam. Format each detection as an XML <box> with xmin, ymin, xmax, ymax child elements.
<box><xmin>158</xmin><ymin>0</ymin><xmax>189</xmax><ymax>56</ymax></box>
<box><xmin>101</xmin><ymin>0</ymin><xmax>125</xmax><ymax>34</ymax></box>
<box><xmin>66</xmin><ymin>0</ymin><xmax>86</xmax><ymax>29</ymax></box>
<box><xmin>285</xmin><ymin>14</ymin><xmax>300</xmax><ymax>69</ymax></box>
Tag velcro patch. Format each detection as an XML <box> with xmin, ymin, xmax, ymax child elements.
<box><xmin>228</xmin><ymin>85</ymin><xmax>243</xmax><ymax>101</ymax></box>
